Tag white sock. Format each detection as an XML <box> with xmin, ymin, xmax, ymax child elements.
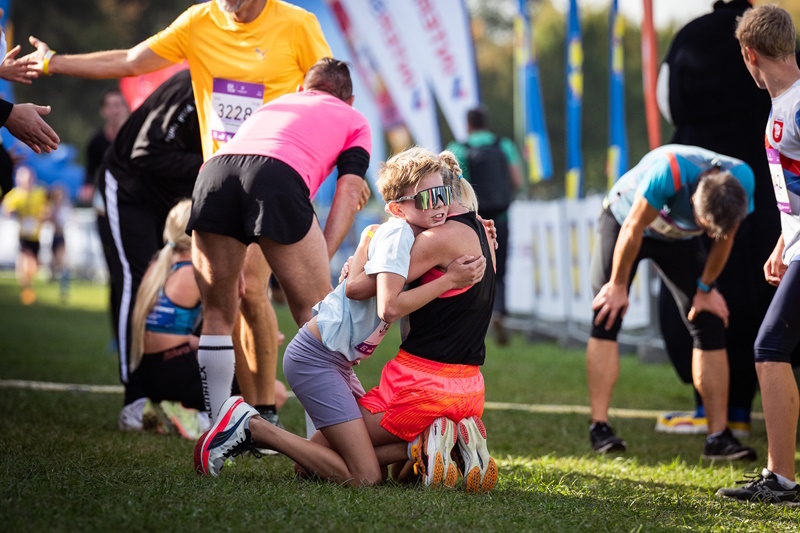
<box><xmin>766</xmin><ymin>468</ymin><xmax>799</xmax><ymax>489</ymax></box>
<box><xmin>197</xmin><ymin>335</ymin><xmax>235</xmax><ymax>423</ymax></box>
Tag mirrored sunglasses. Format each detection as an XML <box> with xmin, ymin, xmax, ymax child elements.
<box><xmin>393</xmin><ymin>185</ymin><xmax>452</xmax><ymax>210</ymax></box>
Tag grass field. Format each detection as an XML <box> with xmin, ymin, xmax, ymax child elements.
<box><xmin>1</xmin><ymin>274</ymin><xmax>798</xmax><ymax>531</ymax></box>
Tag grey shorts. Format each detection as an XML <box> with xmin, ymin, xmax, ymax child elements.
<box><xmin>283</xmin><ymin>325</ymin><xmax>366</xmax><ymax>430</ymax></box>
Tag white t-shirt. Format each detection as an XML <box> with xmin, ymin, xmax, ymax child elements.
<box><xmin>313</xmin><ymin>216</ymin><xmax>415</xmax><ymax>362</ymax></box>
<box><xmin>766</xmin><ymin>79</ymin><xmax>800</xmax><ymax>263</ymax></box>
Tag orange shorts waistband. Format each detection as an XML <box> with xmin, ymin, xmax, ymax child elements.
<box><xmin>395</xmin><ymin>349</ymin><xmax>480</xmax><ymax>378</ymax></box>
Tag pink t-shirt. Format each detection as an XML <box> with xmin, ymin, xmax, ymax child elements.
<box><xmin>213</xmin><ymin>90</ymin><xmax>371</xmax><ymax>198</ymax></box>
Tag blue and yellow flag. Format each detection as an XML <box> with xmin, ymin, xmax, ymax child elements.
<box><xmin>565</xmin><ymin>0</ymin><xmax>583</xmax><ymax>199</ymax></box>
<box><xmin>515</xmin><ymin>0</ymin><xmax>553</xmax><ymax>183</ymax></box>
<box><xmin>607</xmin><ymin>0</ymin><xmax>628</xmax><ymax>189</ymax></box>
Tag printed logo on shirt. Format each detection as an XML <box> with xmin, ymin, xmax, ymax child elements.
<box><xmin>773</xmin><ymin>118</ymin><xmax>784</xmax><ymax>143</ymax></box>
<box><xmin>256</xmin><ymin>48</ymin><xmax>266</xmax><ymax>60</ymax></box>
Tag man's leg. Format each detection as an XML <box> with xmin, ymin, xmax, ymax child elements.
<box><xmin>585</xmin><ymin>209</ymin><xmax>632</xmax><ymax>452</ymax></box>
<box><xmin>100</xmin><ymin>176</ymin><xmax>161</xmax><ymax>407</ymax></box>
<box><xmin>258</xmin><ymin>218</ymin><xmax>331</xmax><ymax>327</ymax></box>
<box><xmin>754</xmin><ymin>262</ymin><xmax>800</xmax><ymax>480</ymax></box>
<box><xmin>192</xmin><ymin>230</ymin><xmax>247</xmax><ymax>421</ymax></box>
<box><xmin>586</xmin><ymin>338</ymin><xmax>620</xmax><ymax>423</ymax></box>
<box><xmin>692</xmin><ymin>348</ymin><xmax>729</xmax><ymax>434</ymax></box>
<box><xmin>758</xmin><ymin>362</ymin><xmax>799</xmax><ymax>480</ymax></box>
<box><xmin>235</xmin><ymin>243</ymin><xmax>279</xmax><ymax>412</ymax></box>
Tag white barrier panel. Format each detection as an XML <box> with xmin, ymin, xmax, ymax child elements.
<box><xmin>507</xmin><ymin>197</ymin><xmax>652</xmax><ymax>330</ymax></box>
<box><xmin>507</xmin><ymin>201</ymin><xmax>536</xmax><ymax>314</ymax></box>
<box><xmin>533</xmin><ymin>201</ymin><xmax>570</xmax><ymax>321</ymax></box>
<box><xmin>564</xmin><ymin>196</ymin><xmax>601</xmax><ymax>324</ymax></box>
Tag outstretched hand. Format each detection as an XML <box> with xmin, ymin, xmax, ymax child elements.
<box><xmin>19</xmin><ymin>36</ymin><xmax>50</xmax><ymax>76</ymax></box>
<box><xmin>0</xmin><ymin>45</ymin><xmax>37</xmax><ymax>84</ymax></box>
<box><xmin>4</xmin><ymin>103</ymin><xmax>59</xmax><ymax>154</ymax></box>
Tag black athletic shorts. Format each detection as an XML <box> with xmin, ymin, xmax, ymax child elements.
<box><xmin>188</xmin><ymin>154</ymin><xmax>315</xmax><ymax>245</ymax></box>
<box><xmin>589</xmin><ymin>208</ymin><xmax>725</xmax><ymax>350</ymax></box>
<box><xmin>136</xmin><ymin>342</ymin><xmax>204</xmax><ymax>411</ymax></box>
<box><xmin>19</xmin><ymin>238</ymin><xmax>40</xmax><ymax>257</ymax></box>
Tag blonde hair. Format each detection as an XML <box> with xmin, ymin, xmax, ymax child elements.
<box><xmin>736</xmin><ymin>4</ymin><xmax>796</xmax><ymax>60</ymax></box>
<box><xmin>439</xmin><ymin>150</ymin><xmax>479</xmax><ymax>212</ymax></box>
<box><xmin>377</xmin><ymin>147</ymin><xmax>446</xmax><ymax>202</ymax></box>
<box><xmin>129</xmin><ymin>199</ymin><xmax>193</xmax><ymax>370</ymax></box>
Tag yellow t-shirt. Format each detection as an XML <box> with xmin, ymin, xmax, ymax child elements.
<box><xmin>147</xmin><ymin>0</ymin><xmax>332</xmax><ymax>160</ymax></box>
<box><xmin>2</xmin><ymin>186</ymin><xmax>48</xmax><ymax>241</ymax></box>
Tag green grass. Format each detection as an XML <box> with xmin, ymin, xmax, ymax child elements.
<box><xmin>1</xmin><ymin>274</ymin><xmax>798</xmax><ymax>531</ymax></box>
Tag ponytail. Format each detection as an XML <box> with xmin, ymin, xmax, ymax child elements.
<box><xmin>129</xmin><ymin>199</ymin><xmax>193</xmax><ymax>370</ymax></box>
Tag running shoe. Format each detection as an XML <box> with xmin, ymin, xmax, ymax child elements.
<box><xmin>589</xmin><ymin>421</ymin><xmax>627</xmax><ymax>454</ymax></box>
<box><xmin>159</xmin><ymin>401</ymin><xmax>207</xmax><ymax>441</ymax></box>
<box><xmin>702</xmin><ymin>428</ymin><xmax>757</xmax><ymax>461</ymax></box>
<box><xmin>716</xmin><ymin>469</ymin><xmax>800</xmax><ymax>506</ymax></box>
<box><xmin>141</xmin><ymin>399</ymin><xmax>167</xmax><ymax>434</ymax></box>
<box><xmin>194</xmin><ymin>396</ymin><xmax>259</xmax><ymax>477</ymax></box>
<box><xmin>118</xmin><ymin>397</ymin><xmax>147</xmax><ymax>432</ymax></box>
<box><xmin>727</xmin><ymin>420</ymin><xmax>752</xmax><ymax>439</ymax></box>
<box><xmin>410</xmin><ymin>417</ymin><xmax>458</xmax><ymax>488</ymax></box>
<box><xmin>655</xmin><ymin>411</ymin><xmax>707</xmax><ymax>435</ymax></box>
<box><xmin>655</xmin><ymin>408</ymin><xmax>751</xmax><ymax>438</ymax></box>
<box><xmin>455</xmin><ymin>416</ymin><xmax>498</xmax><ymax>493</ymax></box>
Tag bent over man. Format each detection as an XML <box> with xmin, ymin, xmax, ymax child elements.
<box><xmin>586</xmin><ymin>144</ymin><xmax>756</xmax><ymax>462</ymax></box>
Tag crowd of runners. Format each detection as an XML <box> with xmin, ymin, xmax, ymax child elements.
<box><xmin>3</xmin><ymin>0</ymin><xmax>800</xmax><ymax>504</ymax></box>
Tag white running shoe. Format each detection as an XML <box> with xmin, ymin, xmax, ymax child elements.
<box><xmin>118</xmin><ymin>397</ymin><xmax>148</xmax><ymax>431</ymax></box>
<box><xmin>410</xmin><ymin>417</ymin><xmax>458</xmax><ymax>488</ymax></box>
<box><xmin>194</xmin><ymin>396</ymin><xmax>259</xmax><ymax>477</ymax></box>
<box><xmin>456</xmin><ymin>416</ymin><xmax>498</xmax><ymax>492</ymax></box>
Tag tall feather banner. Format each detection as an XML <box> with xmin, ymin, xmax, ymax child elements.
<box><xmin>607</xmin><ymin>0</ymin><xmax>628</xmax><ymax>189</ymax></box>
<box><xmin>565</xmin><ymin>0</ymin><xmax>583</xmax><ymax>198</ymax></box>
<box><xmin>515</xmin><ymin>0</ymin><xmax>553</xmax><ymax>183</ymax></box>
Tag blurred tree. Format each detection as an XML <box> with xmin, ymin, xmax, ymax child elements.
<box><xmin>9</xmin><ymin>0</ymin><xmax>187</xmax><ymax>161</ymax></box>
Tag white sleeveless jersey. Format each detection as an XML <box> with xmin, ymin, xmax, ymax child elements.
<box><xmin>766</xmin><ymin>79</ymin><xmax>800</xmax><ymax>263</ymax></box>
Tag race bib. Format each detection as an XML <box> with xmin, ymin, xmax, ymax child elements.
<box><xmin>767</xmin><ymin>147</ymin><xmax>792</xmax><ymax>213</ymax></box>
<box><xmin>647</xmin><ymin>212</ymin><xmax>703</xmax><ymax>239</ymax></box>
<box><xmin>209</xmin><ymin>78</ymin><xmax>264</xmax><ymax>143</ymax></box>
<box><xmin>353</xmin><ymin>320</ymin><xmax>391</xmax><ymax>359</ymax></box>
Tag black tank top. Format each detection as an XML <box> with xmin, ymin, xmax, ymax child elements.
<box><xmin>400</xmin><ymin>211</ymin><xmax>496</xmax><ymax>365</ymax></box>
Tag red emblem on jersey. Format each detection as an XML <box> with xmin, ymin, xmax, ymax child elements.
<box><xmin>773</xmin><ymin>119</ymin><xmax>784</xmax><ymax>143</ymax></box>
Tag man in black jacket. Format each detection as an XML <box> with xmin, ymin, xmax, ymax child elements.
<box><xmin>94</xmin><ymin>69</ymin><xmax>203</xmax><ymax>429</ymax></box>
<box><xmin>655</xmin><ymin>0</ymin><xmax>780</xmax><ymax>437</ymax></box>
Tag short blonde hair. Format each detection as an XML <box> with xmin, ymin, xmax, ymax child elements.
<box><xmin>736</xmin><ymin>4</ymin><xmax>796</xmax><ymax>60</ymax></box>
<box><xmin>377</xmin><ymin>147</ymin><xmax>445</xmax><ymax>202</ymax></box>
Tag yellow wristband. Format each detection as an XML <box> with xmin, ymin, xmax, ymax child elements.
<box><xmin>42</xmin><ymin>50</ymin><xmax>56</xmax><ymax>76</ymax></box>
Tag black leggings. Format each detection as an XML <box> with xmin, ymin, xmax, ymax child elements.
<box><xmin>133</xmin><ymin>343</ymin><xmax>205</xmax><ymax>411</ymax></box>
<box><xmin>754</xmin><ymin>260</ymin><xmax>800</xmax><ymax>364</ymax></box>
<box><xmin>590</xmin><ymin>209</ymin><xmax>726</xmax><ymax>350</ymax></box>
